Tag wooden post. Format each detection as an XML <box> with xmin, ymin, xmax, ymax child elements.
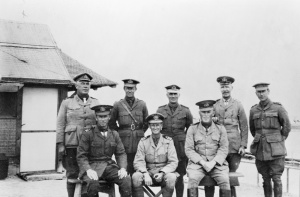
<box><xmin>286</xmin><ymin>167</ymin><xmax>289</xmax><ymax>193</ymax></box>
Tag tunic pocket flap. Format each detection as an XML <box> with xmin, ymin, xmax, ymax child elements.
<box><xmin>266</xmin><ymin>134</ymin><xmax>283</xmax><ymax>143</ymax></box>
<box><xmin>135</xmin><ymin>111</ymin><xmax>143</xmax><ymax>115</ymax></box>
<box><xmin>178</xmin><ymin>114</ymin><xmax>186</xmax><ymax>119</ymax></box>
<box><xmin>253</xmin><ymin>134</ymin><xmax>261</xmax><ymax>142</ymax></box>
<box><xmin>110</xmin><ymin>142</ymin><xmax>117</xmax><ymax>147</ymax></box>
<box><xmin>265</xmin><ymin>113</ymin><xmax>278</xmax><ymax>117</ymax></box>
<box><xmin>65</xmin><ymin>125</ymin><xmax>77</xmax><ymax>133</ymax></box>
<box><xmin>253</xmin><ymin>114</ymin><xmax>260</xmax><ymax>119</ymax></box>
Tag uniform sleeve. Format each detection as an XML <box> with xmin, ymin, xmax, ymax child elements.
<box><xmin>114</xmin><ymin>131</ymin><xmax>127</xmax><ymax>169</ymax></box>
<box><xmin>142</xmin><ymin>102</ymin><xmax>149</xmax><ymax>131</ymax></box>
<box><xmin>249</xmin><ymin>109</ymin><xmax>256</xmax><ymax>137</ymax></box>
<box><xmin>185</xmin><ymin>126</ymin><xmax>203</xmax><ymax>164</ymax></box>
<box><xmin>56</xmin><ymin>100</ymin><xmax>67</xmax><ymax>144</ymax></box>
<box><xmin>185</xmin><ymin>109</ymin><xmax>193</xmax><ymax>131</ymax></box>
<box><xmin>108</xmin><ymin>102</ymin><xmax>119</xmax><ymax>131</ymax></box>
<box><xmin>133</xmin><ymin>140</ymin><xmax>147</xmax><ymax>173</ymax></box>
<box><xmin>77</xmin><ymin>133</ymin><xmax>92</xmax><ymax>173</ymax></box>
<box><xmin>213</xmin><ymin>126</ymin><xmax>229</xmax><ymax>165</ymax></box>
<box><xmin>237</xmin><ymin>103</ymin><xmax>249</xmax><ymax>148</ymax></box>
<box><xmin>278</xmin><ymin>106</ymin><xmax>291</xmax><ymax>138</ymax></box>
<box><xmin>160</xmin><ymin>139</ymin><xmax>178</xmax><ymax>174</ymax></box>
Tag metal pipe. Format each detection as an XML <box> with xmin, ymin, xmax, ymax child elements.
<box><xmin>286</xmin><ymin>167</ymin><xmax>289</xmax><ymax>193</ymax></box>
<box><xmin>257</xmin><ymin>172</ymin><xmax>259</xmax><ymax>187</ymax></box>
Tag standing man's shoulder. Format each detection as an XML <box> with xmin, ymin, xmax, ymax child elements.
<box><xmin>250</xmin><ymin>103</ymin><xmax>258</xmax><ymax>110</ymax></box>
<box><xmin>81</xmin><ymin>126</ymin><xmax>95</xmax><ymax>139</ymax></box>
<box><xmin>158</xmin><ymin>104</ymin><xmax>167</xmax><ymax>109</ymax></box>
<box><xmin>136</xmin><ymin>98</ymin><xmax>147</xmax><ymax>105</ymax></box>
<box><xmin>180</xmin><ymin>104</ymin><xmax>190</xmax><ymax>111</ymax></box>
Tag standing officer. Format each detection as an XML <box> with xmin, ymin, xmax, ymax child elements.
<box><xmin>205</xmin><ymin>76</ymin><xmax>248</xmax><ymax>197</ymax></box>
<box><xmin>185</xmin><ymin>100</ymin><xmax>230</xmax><ymax>197</ymax></box>
<box><xmin>109</xmin><ymin>79</ymin><xmax>149</xmax><ymax>175</ymax></box>
<box><xmin>77</xmin><ymin>105</ymin><xmax>131</xmax><ymax>197</ymax></box>
<box><xmin>132</xmin><ymin>113</ymin><xmax>178</xmax><ymax>197</ymax></box>
<box><xmin>250</xmin><ymin>83</ymin><xmax>291</xmax><ymax>197</ymax></box>
<box><xmin>156</xmin><ymin>84</ymin><xmax>193</xmax><ymax>197</ymax></box>
<box><xmin>56</xmin><ymin>73</ymin><xmax>99</xmax><ymax>197</ymax></box>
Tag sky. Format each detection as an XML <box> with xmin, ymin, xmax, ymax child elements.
<box><xmin>1</xmin><ymin>0</ymin><xmax>300</xmax><ymax>123</ymax></box>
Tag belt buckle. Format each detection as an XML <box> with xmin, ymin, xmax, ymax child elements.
<box><xmin>131</xmin><ymin>123</ymin><xmax>136</xmax><ymax>131</ymax></box>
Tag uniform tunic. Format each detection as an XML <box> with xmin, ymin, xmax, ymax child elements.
<box><xmin>77</xmin><ymin>126</ymin><xmax>131</xmax><ymax>197</ymax></box>
<box><xmin>56</xmin><ymin>94</ymin><xmax>99</xmax><ymax>179</ymax></box>
<box><xmin>185</xmin><ymin>122</ymin><xmax>230</xmax><ymax>189</ymax></box>
<box><xmin>109</xmin><ymin>98</ymin><xmax>149</xmax><ymax>153</ymax></box>
<box><xmin>249</xmin><ymin>99</ymin><xmax>291</xmax><ymax>161</ymax></box>
<box><xmin>214</xmin><ymin>98</ymin><xmax>248</xmax><ymax>153</ymax></box>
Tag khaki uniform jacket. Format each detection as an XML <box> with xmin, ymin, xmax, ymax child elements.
<box><xmin>56</xmin><ymin>95</ymin><xmax>99</xmax><ymax>147</ymax></box>
<box><xmin>249</xmin><ymin>99</ymin><xmax>291</xmax><ymax>161</ymax></box>
<box><xmin>185</xmin><ymin>122</ymin><xmax>229</xmax><ymax>170</ymax></box>
<box><xmin>109</xmin><ymin>98</ymin><xmax>149</xmax><ymax>153</ymax></box>
<box><xmin>156</xmin><ymin>104</ymin><xmax>193</xmax><ymax>159</ymax></box>
<box><xmin>214</xmin><ymin>98</ymin><xmax>248</xmax><ymax>153</ymax></box>
<box><xmin>134</xmin><ymin>135</ymin><xmax>178</xmax><ymax>175</ymax></box>
<box><xmin>77</xmin><ymin>126</ymin><xmax>127</xmax><ymax>178</ymax></box>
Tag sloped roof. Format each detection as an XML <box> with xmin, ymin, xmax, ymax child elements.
<box><xmin>59</xmin><ymin>51</ymin><xmax>117</xmax><ymax>88</ymax></box>
<box><xmin>0</xmin><ymin>19</ymin><xmax>56</xmax><ymax>47</ymax></box>
<box><xmin>0</xmin><ymin>45</ymin><xmax>71</xmax><ymax>84</ymax></box>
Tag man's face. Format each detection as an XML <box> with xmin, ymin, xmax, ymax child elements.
<box><xmin>149</xmin><ymin>123</ymin><xmax>162</xmax><ymax>135</ymax></box>
<box><xmin>96</xmin><ymin>114</ymin><xmax>110</xmax><ymax>127</ymax></box>
<box><xmin>220</xmin><ymin>84</ymin><xmax>232</xmax><ymax>99</ymax></box>
<box><xmin>199</xmin><ymin>108</ymin><xmax>214</xmax><ymax>123</ymax></box>
<box><xmin>124</xmin><ymin>86</ymin><xmax>136</xmax><ymax>97</ymax></box>
<box><xmin>256</xmin><ymin>88</ymin><xmax>270</xmax><ymax>101</ymax></box>
<box><xmin>167</xmin><ymin>92</ymin><xmax>180</xmax><ymax>103</ymax></box>
<box><xmin>75</xmin><ymin>81</ymin><xmax>91</xmax><ymax>95</ymax></box>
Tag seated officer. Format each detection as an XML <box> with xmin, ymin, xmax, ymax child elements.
<box><xmin>132</xmin><ymin>113</ymin><xmax>178</xmax><ymax>197</ymax></box>
<box><xmin>185</xmin><ymin>100</ymin><xmax>230</xmax><ymax>197</ymax></box>
<box><xmin>77</xmin><ymin>105</ymin><xmax>132</xmax><ymax>197</ymax></box>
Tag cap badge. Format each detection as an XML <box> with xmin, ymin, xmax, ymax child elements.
<box><xmin>222</xmin><ymin>77</ymin><xmax>227</xmax><ymax>82</ymax></box>
<box><xmin>154</xmin><ymin>115</ymin><xmax>159</xmax><ymax>120</ymax></box>
<box><xmin>100</xmin><ymin>107</ymin><xmax>106</xmax><ymax>112</ymax></box>
<box><xmin>204</xmin><ymin>103</ymin><xmax>209</xmax><ymax>107</ymax></box>
<box><xmin>128</xmin><ymin>80</ymin><xmax>133</xmax><ymax>84</ymax></box>
<box><xmin>171</xmin><ymin>85</ymin><xmax>176</xmax><ymax>90</ymax></box>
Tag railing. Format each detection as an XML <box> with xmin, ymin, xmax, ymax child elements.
<box><xmin>242</xmin><ymin>152</ymin><xmax>300</xmax><ymax>196</ymax></box>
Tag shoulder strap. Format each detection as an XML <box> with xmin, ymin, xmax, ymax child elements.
<box><xmin>120</xmin><ymin>101</ymin><xmax>138</xmax><ymax>124</ymax></box>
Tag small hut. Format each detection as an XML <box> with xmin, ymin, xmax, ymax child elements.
<box><xmin>0</xmin><ymin>19</ymin><xmax>117</xmax><ymax>174</ymax></box>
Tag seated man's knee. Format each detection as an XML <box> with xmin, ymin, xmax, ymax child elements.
<box><xmin>132</xmin><ymin>172</ymin><xmax>144</xmax><ymax>187</ymax></box>
<box><xmin>216</xmin><ymin>176</ymin><xmax>230</xmax><ymax>190</ymax></box>
<box><xmin>164</xmin><ymin>173</ymin><xmax>177</xmax><ymax>188</ymax></box>
<box><xmin>187</xmin><ymin>170</ymin><xmax>202</xmax><ymax>188</ymax></box>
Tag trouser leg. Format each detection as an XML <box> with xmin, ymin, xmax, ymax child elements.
<box><xmin>204</xmin><ymin>186</ymin><xmax>215</xmax><ymax>197</ymax></box>
<box><xmin>227</xmin><ymin>153</ymin><xmax>241</xmax><ymax>197</ymax></box>
<box><xmin>219</xmin><ymin>189</ymin><xmax>231</xmax><ymax>197</ymax></box>
<box><xmin>187</xmin><ymin>188</ymin><xmax>198</xmax><ymax>197</ymax></box>
<box><xmin>103</xmin><ymin>165</ymin><xmax>132</xmax><ymax>197</ymax></box>
<box><xmin>186</xmin><ymin>167</ymin><xmax>205</xmax><ymax>197</ymax></box>
<box><xmin>126</xmin><ymin>153</ymin><xmax>135</xmax><ymax>176</ymax></box>
<box><xmin>175</xmin><ymin>157</ymin><xmax>187</xmax><ymax>197</ymax></box>
<box><xmin>270</xmin><ymin>158</ymin><xmax>285</xmax><ymax>197</ymax></box>
<box><xmin>161</xmin><ymin>173</ymin><xmax>176</xmax><ymax>197</ymax></box>
<box><xmin>132</xmin><ymin>172</ymin><xmax>144</xmax><ymax>197</ymax></box>
<box><xmin>63</xmin><ymin>148</ymin><xmax>79</xmax><ymax>197</ymax></box>
<box><xmin>210</xmin><ymin>167</ymin><xmax>231</xmax><ymax>197</ymax></box>
<box><xmin>256</xmin><ymin>159</ymin><xmax>272</xmax><ymax>197</ymax></box>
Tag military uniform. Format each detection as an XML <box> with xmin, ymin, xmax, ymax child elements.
<box><xmin>56</xmin><ymin>93</ymin><xmax>99</xmax><ymax>196</ymax></box>
<box><xmin>185</xmin><ymin>122</ymin><xmax>229</xmax><ymax>186</ymax></box>
<box><xmin>156</xmin><ymin>104</ymin><xmax>193</xmax><ymax>197</ymax></box>
<box><xmin>109</xmin><ymin>98</ymin><xmax>148</xmax><ymax>174</ymax></box>
<box><xmin>132</xmin><ymin>134</ymin><xmax>178</xmax><ymax>197</ymax></box>
<box><xmin>77</xmin><ymin>126</ymin><xmax>131</xmax><ymax>197</ymax></box>
<box><xmin>250</xmin><ymin>98</ymin><xmax>291</xmax><ymax>197</ymax></box>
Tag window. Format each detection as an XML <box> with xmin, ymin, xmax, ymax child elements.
<box><xmin>0</xmin><ymin>92</ymin><xmax>17</xmax><ymax>117</ymax></box>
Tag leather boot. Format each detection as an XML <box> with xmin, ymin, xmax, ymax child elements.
<box><xmin>187</xmin><ymin>188</ymin><xmax>198</xmax><ymax>197</ymax></box>
<box><xmin>162</xmin><ymin>187</ymin><xmax>175</xmax><ymax>197</ymax></box>
<box><xmin>175</xmin><ymin>175</ymin><xmax>184</xmax><ymax>197</ymax></box>
<box><xmin>230</xmin><ymin>186</ymin><xmax>237</xmax><ymax>197</ymax></box>
<box><xmin>263</xmin><ymin>183</ymin><xmax>272</xmax><ymax>197</ymax></box>
<box><xmin>204</xmin><ymin>186</ymin><xmax>215</xmax><ymax>197</ymax></box>
<box><xmin>219</xmin><ymin>189</ymin><xmax>231</xmax><ymax>197</ymax></box>
<box><xmin>132</xmin><ymin>186</ymin><xmax>144</xmax><ymax>197</ymax></box>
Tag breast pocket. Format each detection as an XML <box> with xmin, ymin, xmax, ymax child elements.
<box><xmin>119</xmin><ymin>111</ymin><xmax>130</xmax><ymax>125</ymax></box>
<box><xmin>177</xmin><ymin>114</ymin><xmax>186</xmax><ymax>127</ymax></box>
<box><xmin>135</xmin><ymin>111</ymin><xmax>143</xmax><ymax>122</ymax></box>
<box><xmin>91</xmin><ymin>142</ymin><xmax>103</xmax><ymax>156</ymax></box>
<box><xmin>253</xmin><ymin>113</ymin><xmax>261</xmax><ymax>129</ymax></box>
<box><xmin>109</xmin><ymin>142</ymin><xmax>117</xmax><ymax>155</ymax></box>
<box><xmin>265</xmin><ymin>112</ymin><xmax>280</xmax><ymax>129</ymax></box>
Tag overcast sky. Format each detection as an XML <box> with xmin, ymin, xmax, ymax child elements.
<box><xmin>1</xmin><ymin>0</ymin><xmax>300</xmax><ymax>123</ymax></box>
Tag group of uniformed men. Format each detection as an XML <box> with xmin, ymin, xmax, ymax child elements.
<box><xmin>56</xmin><ymin>73</ymin><xmax>291</xmax><ymax>197</ymax></box>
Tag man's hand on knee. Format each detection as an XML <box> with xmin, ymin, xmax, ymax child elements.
<box><xmin>205</xmin><ymin>160</ymin><xmax>216</xmax><ymax>172</ymax></box>
<box><xmin>144</xmin><ymin>172</ymin><xmax>153</xmax><ymax>186</ymax></box>
<box><xmin>87</xmin><ymin>169</ymin><xmax>98</xmax><ymax>180</ymax></box>
<box><xmin>118</xmin><ymin>168</ymin><xmax>128</xmax><ymax>179</ymax></box>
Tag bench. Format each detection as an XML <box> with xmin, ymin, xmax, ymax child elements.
<box><xmin>67</xmin><ymin>179</ymin><xmax>115</xmax><ymax>197</ymax></box>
